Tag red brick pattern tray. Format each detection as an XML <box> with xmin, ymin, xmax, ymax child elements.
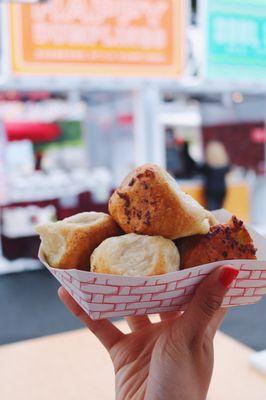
<box><xmin>39</xmin><ymin>210</ymin><xmax>266</xmax><ymax>320</ymax></box>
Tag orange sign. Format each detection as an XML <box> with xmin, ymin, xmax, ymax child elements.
<box><xmin>9</xmin><ymin>0</ymin><xmax>185</xmax><ymax>77</ymax></box>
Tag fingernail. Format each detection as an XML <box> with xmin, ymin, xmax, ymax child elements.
<box><xmin>219</xmin><ymin>266</ymin><xmax>239</xmax><ymax>288</ymax></box>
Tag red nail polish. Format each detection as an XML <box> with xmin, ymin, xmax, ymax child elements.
<box><xmin>219</xmin><ymin>267</ymin><xmax>239</xmax><ymax>288</ymax></box>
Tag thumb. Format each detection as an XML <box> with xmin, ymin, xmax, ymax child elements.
<box><xmin>182</xmin><ymin>265</ymin><xmax>239</xmax><ymax>342</ymax></box>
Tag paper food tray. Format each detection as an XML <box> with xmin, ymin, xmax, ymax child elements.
<box><xmin>38</xmin><ymin>210</ymin><xmax>266</xmax><ymax>320</ymax></box>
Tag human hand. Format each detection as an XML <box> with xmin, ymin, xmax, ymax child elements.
<box><xmin>59</xmin><ymin>265</ymin><xmax>238</xmax><ymax>400</ymax></box>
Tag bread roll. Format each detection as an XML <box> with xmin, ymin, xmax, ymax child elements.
<box><xmin>109</xmin><ymin>164</ymin><xmax>213</xmax><ymax>239</ymax></box>
<box><xmin>90</xmin><ymin>233</ymin><xmax>180</xmax><ymax>276</ymax></box>
<box><xmin>179</xmin><ymin>216</ymin><xmax>257</xmax><ymax>269</ymax></box>
<box><xmin>36</xmin><ymin>212</ymin><xmax>121</xmax><ymax>270</ymax></box>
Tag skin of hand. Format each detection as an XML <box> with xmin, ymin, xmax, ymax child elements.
<box><xmin>58</xmin><ymin>265</ymin><xmax>238</xmax><ymax>400</ymax></box>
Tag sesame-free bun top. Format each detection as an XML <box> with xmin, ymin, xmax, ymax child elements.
<box><xmin>109</xmin><ymin>164</ymin><xmax>213</xmax><ymax>239</ymax></box>
<box><xmin>36</xmin><ymin>212</ymin><xmax>121</xmax><ymax>270</ymax></box>
<box><xmin>90</xmin><ymin>233</ymin><xmax>180</xmax><ymax>276</ymax></box>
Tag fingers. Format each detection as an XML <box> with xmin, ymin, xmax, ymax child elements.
<box><xmin>125</xmin><ymin>315</ymin><xmax>151</xmax><ymax>331</ymax></box>
<box><xmin>160</xmin><ymin>311</ymin><xmax>183</xmax><ymax>321</ymax></box>
<box><xmin>58</xmin><ymin>287</ymin><xmax>124</xmax><ymax>351</ymax></box>
<box><xmin>126</xmin><ymin>312</ymin><xmax>182</xmax><ymax>330</ymax></box>
<box><xmin>182</xmin><ymin>266</ymin><xmax>238</xmax><ymax>342</ymax></box>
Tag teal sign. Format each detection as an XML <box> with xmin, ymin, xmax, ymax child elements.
<box><xmin>204</xmin><ymin>0</ymin><xmax>266</xmax><ymax>81</ymax></box>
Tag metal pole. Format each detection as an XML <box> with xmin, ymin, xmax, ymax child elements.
<box><xmin>0</xmin><ymin>121</ymin><xmax>7</xmax><ymax>260</ymax></box>
<box><xmin>133</xmin><ymin>84</ymin><xmax>164</xmax><ymax>167</ymax></box>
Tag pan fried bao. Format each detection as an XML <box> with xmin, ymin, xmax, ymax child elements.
<box><xmin>179</xmin><ymin>216</ymin><xmax>257</xmax><ymax>270</ymax></box>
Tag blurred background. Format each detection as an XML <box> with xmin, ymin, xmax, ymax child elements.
<box><xmin>0</xmin><ymin>0</ymin><xmax>266</xmax><ymax>385</ymax></box>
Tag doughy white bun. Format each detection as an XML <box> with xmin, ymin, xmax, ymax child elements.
<box><xmin>90</xmin><ymin>233</ymin><xmax>180</xmax><ymax>276</ymax></box>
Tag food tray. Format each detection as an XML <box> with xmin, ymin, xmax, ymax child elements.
<box><xmin>39</xmin><ymin>210</ymin><xmax>266</xmax><ymax>320</ymax></box>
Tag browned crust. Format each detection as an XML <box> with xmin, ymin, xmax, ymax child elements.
<box><xmin>153</xmin><ymin>253</ymin><xmax>168</xmax><ymax>276</ymax></box>
<box><xmin>179</xmin><ymin>216</ymin><xmax>257</xmax><ymax>269</ymax></box>
<box><xmin>44</xmin><ymin>215</ymin><xmax>121</xmax><ymax>270</ymax></box>
<box><xmin>109</xmin><ymin>164</ymin><xmax>210</xmax><ymax>239</ymax></box>
<box><xmin>91</xmin><ymin>253</ymin><xmax>170</xmax><ymax>276</ymax></box>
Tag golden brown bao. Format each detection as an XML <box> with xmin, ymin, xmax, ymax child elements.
<box><xmin>90</xmin><ymin>233</ymin><xmax>180</xmax><ymax>276</ymax></box>
<box><xmin>109</xmin><ymin>164</ymin><xmax>214</xmax><ymax>240</ymax></box>
<box><xmin>36</xmin><ymin>212</ymin><xmax>121</xmax><ymax>270</ymax></box>
<box><xmin>179</xmin><ymin>216</ymin><xmax>257</xmax><ymax>269</ymax></box>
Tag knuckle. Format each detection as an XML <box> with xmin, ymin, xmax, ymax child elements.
<box><xmin>75</xmin><ymin>309</ymin><xmax>89</xmax><ymax>324</ymax></box>
<box><xmin>91</xmin><ymin>319</ymin><xmax>105</xmax><ymax>333</ymax></box>
<box><xmin>73</xmin><ymin>306</ymin><xmax>84</xmax><ymax>319</ymax></box>
<box><xmin>165</xmin><ymin>329</ymin><xmax>190</xmax><ymax>360</ymax></box>
<box><xmin>202</xmin><ymin>330</ymin><xmax>214</xmax><ymax>351</ymax></box>
<box><xmin>201</xmin><ymin>294</ymin><xmax>223</xmax><ymax>318</ymax></box>
<box><xmin>201</xmin><ymin>336</ymin><xmax>214</xmax><ymax>363</ymax></box>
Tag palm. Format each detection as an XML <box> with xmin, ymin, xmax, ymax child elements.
<box><xmin>59</xmin><ymin>265</ymin><xmax>233</xmax><ymax>400</ymax></box>
<box><xmin>111</xmin><ymin>322</ymin><xmax>166</xmax><ymax>400</ymax></box>
<box><xmin>109</xmin><ymin>315</ymin><xmax>208</xmax><ymax>400</ymax></box>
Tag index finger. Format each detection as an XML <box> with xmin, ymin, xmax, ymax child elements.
<box><xmin>181</xmin><ymin>266</ymin><xmax>238</xmax><ymax>342</ymax></box>
<box><xmin>160</xmin><ymin>311</ymin><xmax>183</xmax><ymax>321</ymax></box>
<box><xmin>58</xmin><ymin>287</ymin><xmax>124</xmax><ymax>351</ymax></box>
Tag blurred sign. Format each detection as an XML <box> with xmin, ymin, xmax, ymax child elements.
<box><xmin>251</xmin><ymin>128</ymin><xmax>266</xmax><ymax>143</ymax></box>
<box><xmin>2</xmin><ymin>205</ymin><xmax>56</xmax><ymax>238</ymax></box>
<box><xmin>6</xmin><ymin>140</ymin><xmax>35</xmax><ymax>175</ymax></box>
<box><xmin>8</xmin><ymin>0</ymin><xmax>185</xmax><ymax>77</ymax></box>
<box><xmin>203</xmin><ymin>0</ymin><xmax>266</xmax><ymax>81</ymax></box>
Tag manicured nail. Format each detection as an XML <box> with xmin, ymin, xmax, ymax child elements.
<box><xmin>219</xmin><ymin>266</ymin><xmax>239</xmax><ymax>288</ymax></box>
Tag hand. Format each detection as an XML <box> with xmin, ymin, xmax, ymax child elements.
<box><xmin>59</xmin><ymin>265</ymin><xmax>238</xmax><ymax>400</ymax></box>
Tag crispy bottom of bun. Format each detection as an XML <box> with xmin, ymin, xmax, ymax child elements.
<box><xmin>179</xmin><ymin>216</ymin><xmax>257</xmax><ymax>269</ymax></box>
